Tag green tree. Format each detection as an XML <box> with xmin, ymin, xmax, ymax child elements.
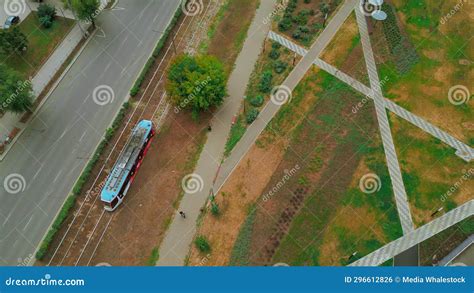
<box><xmin>37</xmin><ymin>3</ymin><xmax>57</xmax><ymax>28</ymax></box>
<box><xmin>0</xmin><ymin>27</ymin><xmax>28</xmax><ymax>55</ymax></box>
<box><xmin>166</xmin><ymin>54</ymin><xmax>227</xmax><ymax>115</ymax></box>
<box><xmin>71</xmin><ymin>0</ymin><xmax>100</xmax><ymax>28</ymax></box>
<box><xmin>0</xmin><ymin>65</ymin><xmax>34</xmax><ymax>114</ymax></box>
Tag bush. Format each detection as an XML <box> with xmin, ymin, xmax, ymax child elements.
<box><xmin>39</xmin><ymin>16</ymin><xmax>53</xmax><ymax>28</ymax></box>
<box><xmin>37</xmin><ymin>3</ymin><xmax>56</xmax><ymax>28</ymax></box>
<box><xmin>246</xmin><ymin>108</ymin><xmax>259</xmax><ymax>124</ymax></box>
<box><xmin>274</xmin><ymin>60</ymin><xmax>288</xmax><ymax>74</ymax></box>
<box><xmin>278</xmin><ymin>16</ymin><xmax>292</xmax><ymax>32</ymax></box>
<box><xmin>211</xmin><ymin>202</ymin><xmax>220</xmax><ymax>216</ymax></box>
<box><xmin>269</xmin><ymin>48</ymin><xmax>280</xmax><ymax>60</ymax></box>
<box><xmin>249</xmin><ymin>95</ymin><xmax>264</xmax><ymax>107</ymax></box>
<box><xmin>38</xmin><ymin>3</ymin><xmax>56</xmax><ymax>19</ymax></box>
<box><xmin>271</xmin><ymin>42</ymin><xmax>281</xmax><ymax>50</ymax></box>
<box><xmin>195</xmin><ymin>235</ymin><xmax>211</xmax><ymax>253</ymax></box>
<box><xmin>258</xmin><ymin>70</ymin><xmax>273</xmax><ymax>93</ymax></box>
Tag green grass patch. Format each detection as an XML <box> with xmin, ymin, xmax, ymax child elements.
<box><xmin>145</xmin><ymin>247</ymin><xmax>160</xmax><ymax>265</ymax></box>
<box><xmin>1</xmin><ymin>14</ymin><xmax>75</xmax><ymax>78</ymax></box>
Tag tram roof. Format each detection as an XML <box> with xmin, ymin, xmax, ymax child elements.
<box><xmin>100</xmin><ymin>120</ymin><xmax>153</xmax><ymax>203</ymax></box>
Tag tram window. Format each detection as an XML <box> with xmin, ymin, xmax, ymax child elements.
<box><xmin>110</xmin><ymin>196</ymin><xmax>119</xmax><ymax>208</ymax></box>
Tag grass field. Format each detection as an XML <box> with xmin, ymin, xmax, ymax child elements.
<box><xmin>372</xmin><ymin>0</ymin><xmax>473</xmax><ymax>141</ymax></box>
<box><xmin>0</xmin><ymin>14</ymin><xmax>75</xmax><ymax>78</ymax></box>
<box><xmin>391</xmin><ymin>114</ymin><xmax>473</xmax><ymax>227</ymax></box>
<box><xmin>266</xmin><ymin>72</ymin><xmax>402</xmax><ymax>266</ymax></box>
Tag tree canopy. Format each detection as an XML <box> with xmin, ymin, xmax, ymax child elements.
<box><xmin>0</xmin><ymin>27</ymin><xmax>28</xmax><ymax>55</ymax></box>
<box><xmin>0</xmin><ymin>64</ymin><xmax>33</xmax><ymax>114</ymax></box>
<box><xmin>71</xmin><ymin>0</ymin><xmax>100</xmax><ymax>27</ymax></box>
<box><xmin>166</xmin><ymin>54</ymin><xmax>227</xmax><ymax>115</ymax></box>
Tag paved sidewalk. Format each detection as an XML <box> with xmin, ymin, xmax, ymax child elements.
<box><xmin>0</xmin><ymin>22</ymin><xmax>87</xmax><ymax>159</ymax></box>
<box><xmin>0</xmin><ymin>0</ymin><xmax>110</xmax><ymax>159</ymax></box>
<box><xmin>156</xmin><ymin>0</ymin><xmax>278</xmax><ymax>266</ymax></box>
<box><xmin>350</xmin><ymin>200</ymin><xmax>474</xmax><ymax>266</ymax></box>
<box><xmin>355</xmin><ymin>7</ymin><xmax>414</xmax><ymax>234</ymax></box>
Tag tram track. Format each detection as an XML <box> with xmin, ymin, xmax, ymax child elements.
<box><xmin>44</xmin><ymin>0</ymin><xmax>221</xmax><ymax>266</ymax></box>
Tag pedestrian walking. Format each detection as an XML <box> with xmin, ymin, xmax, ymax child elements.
<box><xmin>179</xmin><ymin>211</ymin><xmax>186</xmax><ymax>218</ymax></box>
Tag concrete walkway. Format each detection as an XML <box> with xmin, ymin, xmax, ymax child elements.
<box><xmin>350</xmin><ymin>200</ymin><xmax>474</xmax><ymax>266</ymax></box>
<box><xmin>268</xmin><ymin>31</ymin><xmax>474</xmax><ymax>163</ymax></box>
<box><xmin>214</xmin><ymin>0</ymin><xmax>358</xmax><ymax>194</ymax></box>
<box><xmin>156</xmin><ymin>0</ymin><xmax>278</xmax><ymax>266</ymax></box>
<box><xmin>356</xmin><ymin>8</ymin><xmax>414</xmax><ymax>233</ymax></box>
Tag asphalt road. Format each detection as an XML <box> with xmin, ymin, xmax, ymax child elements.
<box><xmin>0</xmin><ymin>0</ymin><xmax>179</xmax><ymax>265</ymax></box>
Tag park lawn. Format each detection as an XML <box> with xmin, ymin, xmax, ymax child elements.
<box><xmin>0</xmin><ymin>13</ymin><xmax>75</xmax><ymax>78</ymax></box>
<box><xmin>268</xmin><ymin>72</ymin><xmax>402</xmax><ymax>266</ymax></box>
<box><xmin>372</xmin><ymin>0</ymin><xmax>473</xmax><ymax>141</ymax></box>
<box><xmin>390</xmin><ymin>113</ymin><xmax>473</xmax><ymax>228</ymax></box>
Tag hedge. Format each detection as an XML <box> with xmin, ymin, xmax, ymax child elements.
<box><xmin>130</xmin><ymin>7</ymin><xmax>183</xmax><ymax>96</ymax></box>
<box><xmin>35</xmin><ymin>102</ymin><xmax>130</xmax><ymax>260</ymax></box>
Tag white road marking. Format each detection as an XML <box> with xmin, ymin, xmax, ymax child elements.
<box><xmin>22</xmin><ymin>215</ymin><xmax>34</xmax><ymax>231</ymax></box>
<box><xmin>79</xmin><ymin>131</ymin><xmax>87</xmax><ymax>143</ymax></box>
<box><xmin>53</xmin><ymin>170</ymin><xmax>62</xmax><ymax>183</ymax></box>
